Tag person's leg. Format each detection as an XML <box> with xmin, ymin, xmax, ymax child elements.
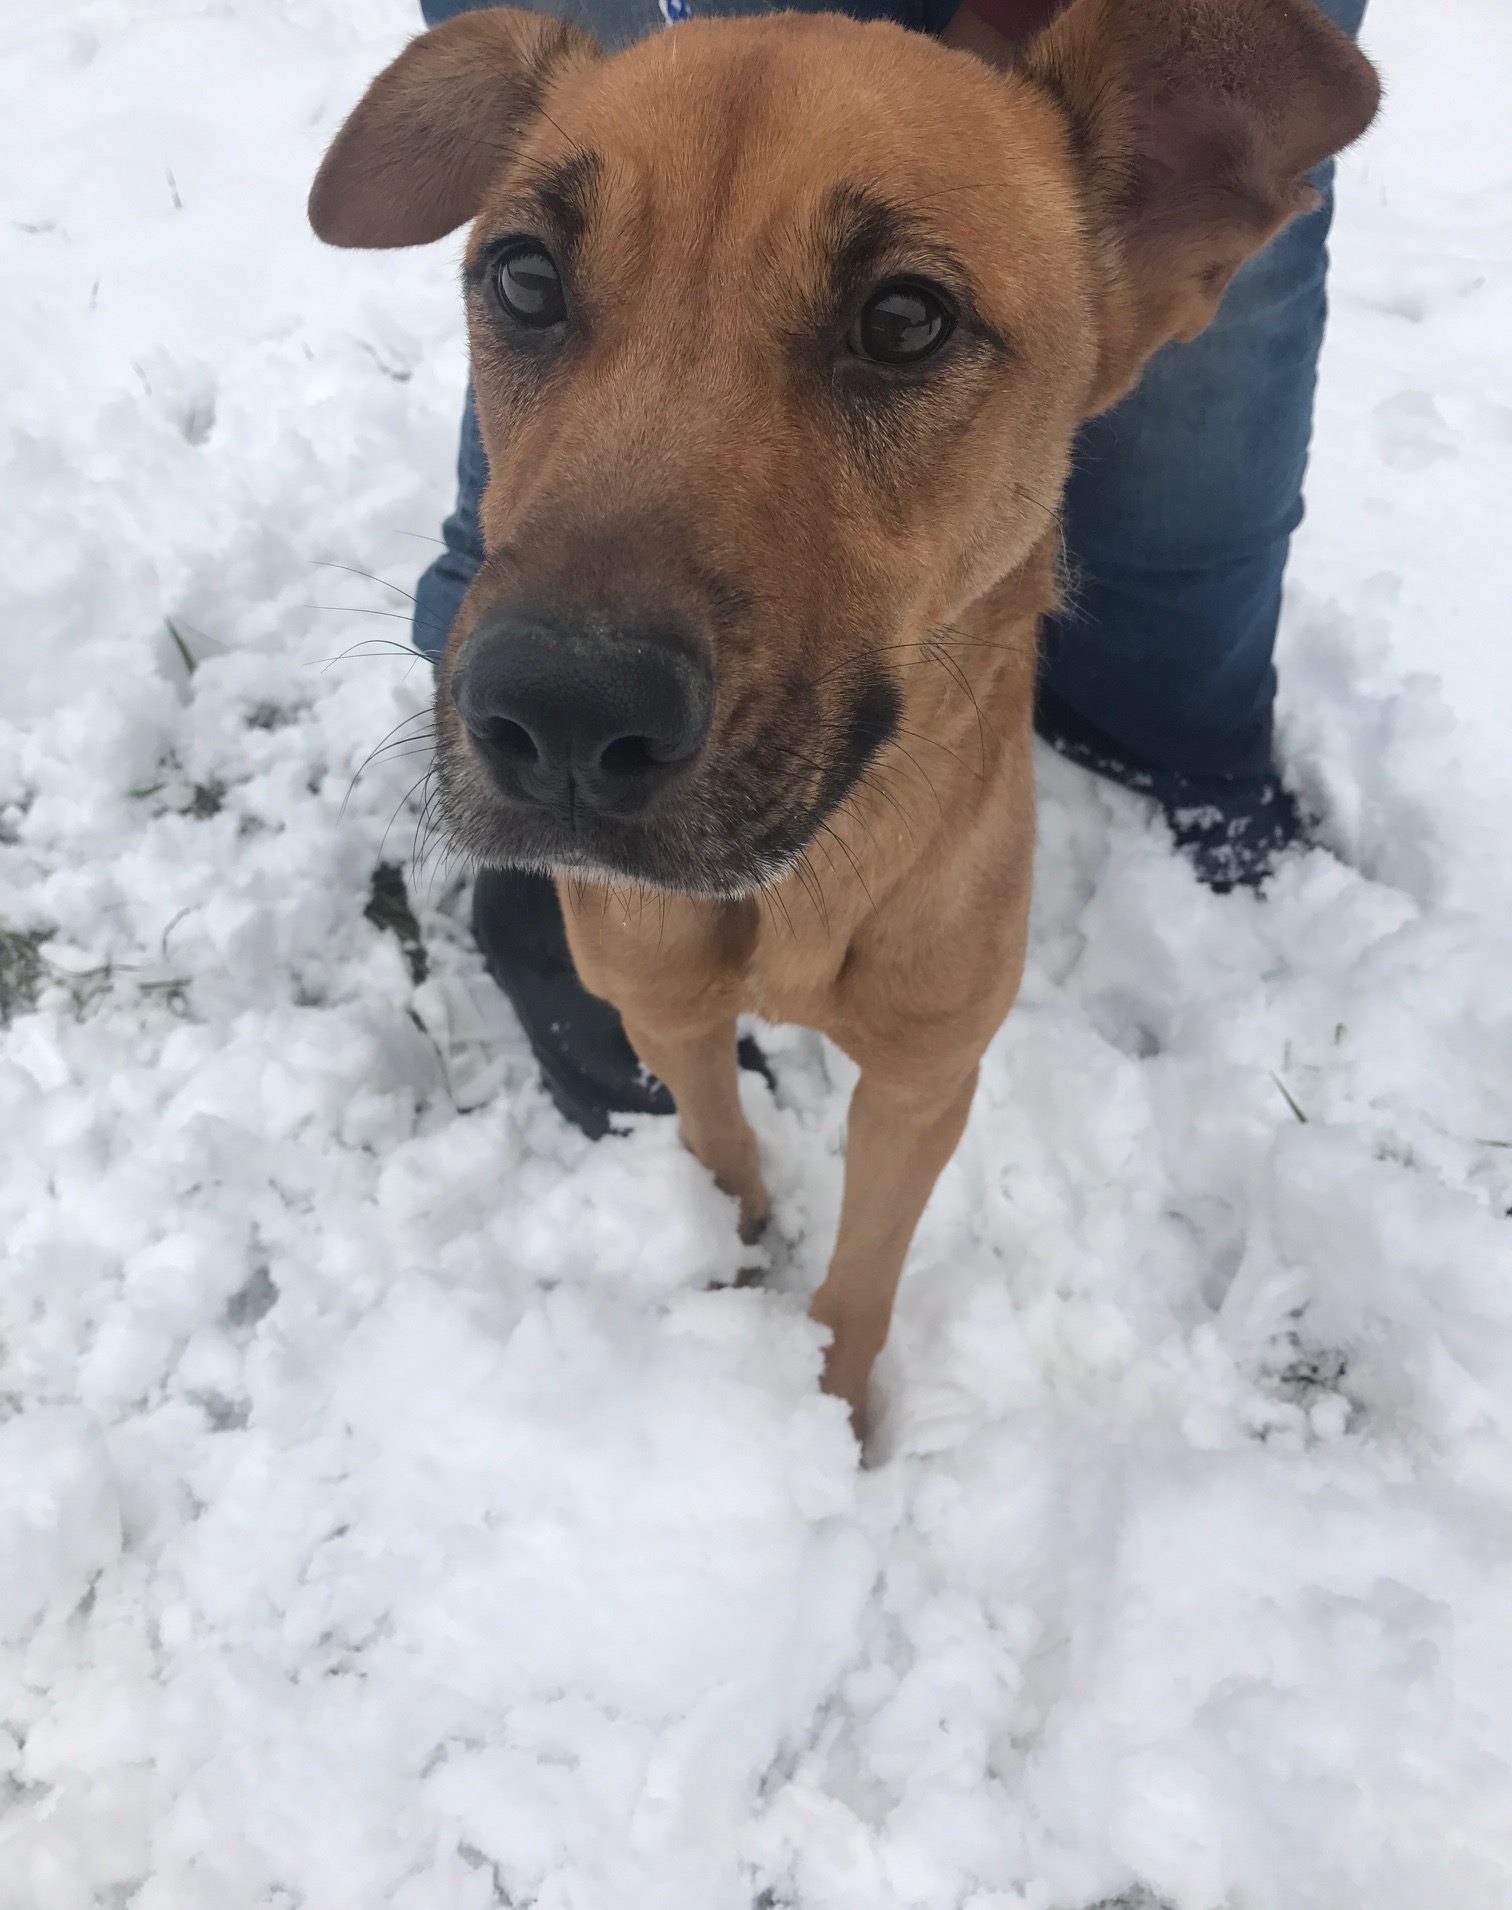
<box><xmin>1039</xmin><ymin>0</ymin><xmax>1368</xmax><ymax>887</ymax></box>
<box><xmin>413</xmin><ymin>386</ymin><xmax>485</xmax><ymax>665</ymax></box>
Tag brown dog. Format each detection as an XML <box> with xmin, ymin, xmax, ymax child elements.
<box><xmin>310</xmin><ymin>1</ymin><xmax>1378</xmax><ymax>1435</ymax></box>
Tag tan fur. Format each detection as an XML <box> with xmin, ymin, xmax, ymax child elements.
<box><xmin>311</xmin><ymin>2</ymin><xmax>1378</xmax><ymax>1440</ymax></box>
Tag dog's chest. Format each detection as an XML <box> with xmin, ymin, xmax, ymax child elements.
<box><xmin>733</xmin><ymin>889</ymin><xmax>885</xmax><ymax>1048</ymax></box>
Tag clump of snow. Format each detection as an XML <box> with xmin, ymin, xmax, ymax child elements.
<box><xmin>2</xmin><ymin>2</ymin><xmax>1511</xmax><ymax>1906</ymax></box>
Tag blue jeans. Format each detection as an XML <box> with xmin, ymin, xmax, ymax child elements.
<box><xmin>414</xmin><ymin>0</ymin><xmax>1367</xmax><ymax>797</ymax></box>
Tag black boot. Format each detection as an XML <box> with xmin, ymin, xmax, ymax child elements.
<box><xmin>1034</xmin><ymin>684</ymin><xmax>1309</xmax><ymax>893</ymax></box>
<box><xmin>471</xmin><ymin>867</ymin><xmax>769</xmax><ymax>1138</ymax></box>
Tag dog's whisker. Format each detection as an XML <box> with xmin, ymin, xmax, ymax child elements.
<box><xmin>309</xmin><ymin>605</ymin><xmax>437</xmax><ymax>632</ymax></box>
<box><xmin>378</xmin><ymin>767</ymin><xmax>438</xmax><ymax>861</ymax></box>
<box><xmin>816</xmin><ymin>820</ymin><xmax>878</xmax><ymax>917</ymax></box>
<box><xmin>851</xmin><ymin>760</ymin><xmax>922</xmax><ymax>843</ymax></box>
<box><xmin>890</xmin><ymin>725</ymin><xmax>969</xmax><ymax>798</ymax></box>
<box><xmin>411</xmin><ymin>769</ymin><xmax>441</xmax><ymax>872</ymax></box>
<box><xmin>900</xmin><ymin>177</ymin><xmax>1024</xmax><ymax>210</ymax></box>
<box><xmin>343</xmin><ymin>713</ymin><xmax>439</xmax><ymax>813</ymax></box>
<box><xmin>362</xmin><ymin>744</ymin><xmax>440</xmax><ymax>779</ymax></box>
<box><xmin>795</xmin><ymin>711</ymin><xmax>948</xmax><ymax>823</ymax></box>
<box><xmin>925</xmin><ymin>630</ymin><xmax>1028</xmax><ymax>658</ymax></box>
<box><xmin>792</xmin><ymin>855</ymin><xmax>822</xmax><ymax>928</ymax></box>
<box><xmin>413</xmin><ymin>799</ymin><xmax>439</xmax><ymax>885</ymax></box>
<box><xmin>925</xmin><ymin>632</ymin><xmax>1001</xmax><ymax>776</ymax></box>
<box><xmin>831</xmin><ymin>791</ymin><xmax>880</xmax><ymax>855</ymax></box>
<box><xmin>931</xmin><ymin>616</ymin><xmax>1034</xmax><ymax>658</ymax></box>
<box><xmin>1006</xmin><ymin>479</ymin><xmax>1063</xmax><ymax>524</ymax></box>
<box><xmin>352</xmin><ymin>712</ymin><xmax>438</xmax><ymax>764</ymax></box>
<box><xmin>355</xmin><ymin>721</ymin><xmax>442</xmax><ymax>760</ymax></box>
<box><xmin>311</xmin><ymin>558</ymin><xmax>421</xmax><ymax>606</ymax></box>
<box><xmin>432</xmin><ymin>836</ymin><xmax>465</xmax><ymax>904</ymax></box>
<box><xmin>364</xmin><ymin>745</ymin><xmax>440</xmax><ymax>777</ymax></box>
<box><xmin>313</xmin><ymin>647</ymin><xmax>428</xmax><ymax>679</ymax></box>
<box><xmin>808</xmin><ymin>632</ymin><xmax>1020</xmax><ymax>696</ymax></box>
<box><xmin>792</xmin><ymin>847</ymin><xmax>831</xmax><ymax>934</ymax></box>
<box><xmin>309</xmin><ymin>606</ymin><xmax>450</xmax><ymax>658</ymax></box>
<box><xmin>764</xmin><ymin>881</ymin><xmax>797</xmax><ymax>944</ymax></box>
<box><xmin>755</xmin><ymin>737</ymin><xmax>894</xmax><ymax>869</ymax></box>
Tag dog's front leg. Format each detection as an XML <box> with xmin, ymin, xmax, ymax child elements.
<box><xmin>809</xmin><ymin>1062</ymin><xmax>979</xmax><ymax>1436</ymax></box>
<box><xmin>622</xmin><ymin>1017</ymin><xmax>770</xmax><ymax>1246</ymax></box>
<box><xmin>560</xmin><ymin>883</ymin><xmax>768</xmax><ymax>1242</ymax></box>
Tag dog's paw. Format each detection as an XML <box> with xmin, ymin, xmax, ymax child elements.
<box><xmin>738</xmin><ymin>1201</ymin><xmax>770</xmax><ymax>1249</ymax></box>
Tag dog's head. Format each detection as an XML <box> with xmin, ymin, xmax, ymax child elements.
<box><xmin>311</xmin><ymin>3</ymin><xmax>1376</xmax><ymax>895</ymax></box>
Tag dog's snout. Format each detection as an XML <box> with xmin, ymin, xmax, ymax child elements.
<box><xmin>453</xmin><ymin>613</ymin><xmax>713</xmax><ymax>819</ymax></box>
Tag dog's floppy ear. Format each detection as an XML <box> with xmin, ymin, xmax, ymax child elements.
<box><xmin>309</xmin><ymin>10</ymin><xmax>598</xmax><ymax>249</ymax></box>
<box><xmin>958</xmin><ymin>0</ymin><xmax>1379</xmax><ymax>410</ymax></box>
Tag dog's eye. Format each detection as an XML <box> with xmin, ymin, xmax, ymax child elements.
<box><xmin>849</xmin><ymin>282</ymin><xmax>954</xmax><ymax>366</ymax></box>
<box><xmin>494</xmin><ymin>244</ymin><xmax>566</xmax><ymax>328</ymax></box>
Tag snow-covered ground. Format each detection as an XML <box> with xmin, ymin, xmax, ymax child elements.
<box><xmin>3</xmin><ymin>1</ymin><xmax>1511</xmax><ymax>1904</ymax></box>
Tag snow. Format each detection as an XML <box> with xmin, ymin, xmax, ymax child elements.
<box><xmin>3</xmin><ymin>1</ymin><xmax>1511</xmax><ymax>1905</ymax></box>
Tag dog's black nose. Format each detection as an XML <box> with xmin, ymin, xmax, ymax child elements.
<box><xmin>452</xmin><ymin>612</ymin><xmax>713</xmax><ymax>819</ymax></box>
